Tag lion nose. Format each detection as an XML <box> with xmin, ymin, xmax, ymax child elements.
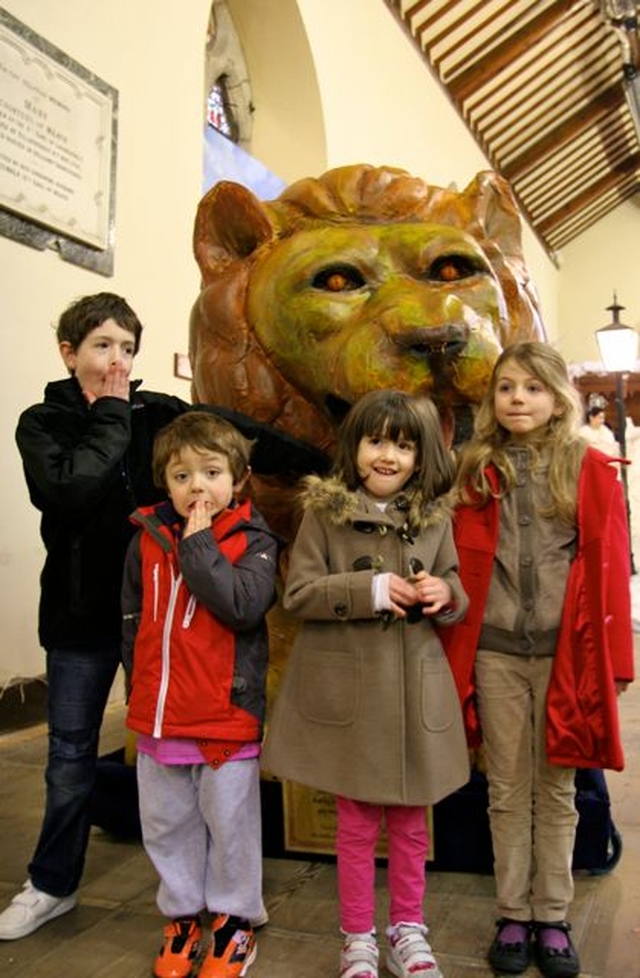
<box><xmin>392</xmin><ymin>323</ymin><xmax>469</xmax><ymax>359</ymax></box>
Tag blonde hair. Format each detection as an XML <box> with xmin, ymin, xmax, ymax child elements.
<box><xmin>453</xmin><ymin>342</ymin><xmax>586</xmax><ymax>522</ymax></box>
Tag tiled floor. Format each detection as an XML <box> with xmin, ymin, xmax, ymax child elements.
<box><xmin>1</xmin><ymin>637</ymin><xmax>639</xmax><ymax>978</ymax></box>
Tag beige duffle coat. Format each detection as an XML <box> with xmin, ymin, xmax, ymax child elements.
<box><xmin>261</xmin><ymin>476</ymin><xmax>471</xmax><ymax>806</ymax></box>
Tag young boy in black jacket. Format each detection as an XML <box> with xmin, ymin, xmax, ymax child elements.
<box><xmin>1</xmin><ymin>292</ymin><xmax>318</xmax><ymax>942</ymax></box>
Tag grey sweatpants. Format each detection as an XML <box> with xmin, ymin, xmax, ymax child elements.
<box><xmin>137</xmin><ymin>753</ymin><xmax>263</xmax><ymax>920</ymax></box>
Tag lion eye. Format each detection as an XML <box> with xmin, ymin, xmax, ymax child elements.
<box><xmin>430</xmin><ymin>255</ymin><xmax>482</xmax><ymax>282</ymax></box>
<box><xmin>312</xmin><ymin>264</ymin><xmax>366</xmax><ymax>291</ymax></box>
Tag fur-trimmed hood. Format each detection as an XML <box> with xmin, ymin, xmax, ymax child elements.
<box><xmin>299</xmin><ymin>474</ymin><xmax>451</xmax><ymax>537</ymax></box>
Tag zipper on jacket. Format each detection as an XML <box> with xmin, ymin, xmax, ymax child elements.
<box><xmin>152</xmin><ymin>563</ymin><xmax>159</xmax><ymax>621</ymax></box>
<box><xmin>153</xmin><ymin>566</ymin><xmax>182</xmax><ymax>738</ymax></box>
<box><xmin>183</xmin><ymin>594</ymin><xmax>197</xmax><ymax>629</ymax></box>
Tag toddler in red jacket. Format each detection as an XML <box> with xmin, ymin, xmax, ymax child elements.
<box><xmin>123</xmin><ymin>411</ymin><xmax>278</xmax><ymax>978</ymax></box>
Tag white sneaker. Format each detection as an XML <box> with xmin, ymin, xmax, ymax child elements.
<box><xmin>0</xmin><ymin>880</ymin><xmax>78</xmax><ymax>940</ymax></box>
<box><xmin>340</xmin><ymin>930</ymin><xmax>379</xmax><ymax>978</ymax></box>
<box><xmin>385</xmin><ymin>922</ymin><xmax>443</xmax><ymax>977</ymax></box>
<box><xmin>250</xmin><ymin>904</ymin><xmax>269</xmax><ymax>929</ymax></box>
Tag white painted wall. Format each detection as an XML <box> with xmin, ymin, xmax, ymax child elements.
<box><xmin>556</xmin><ymin>199</ymin><xmax>640</xmax><ymax>367</ymax></box>
<box><xmin>2</xmin><ymin>0</ymin><xmax>212</xmax><ymax>685</ymax></box>
<box><xmin>226</xmin><ymin>0</ymin><xmax>326</xmax><ymax>183</ymax></box>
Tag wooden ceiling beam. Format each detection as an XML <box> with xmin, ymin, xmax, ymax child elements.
<box><xmin>524</xmin><ymin>156</ymin><xmax>632</xmax><ymax>227</ymax></box>
<box><xmin>470</xmin><ymin>38</ymin><xmax>617</xmax><ymax>134</ymax></box>
<box><xmin>486</xmin><ymin>66</ymin><xmax>616</xmax><ymax>152</ymax></box>
<box><xmin>386</xmin><ymin>0</ymin><xmax>635</xmax><ymax>254</ymax></box>
<box><xmin>414</xmin><ymin>0</ymin><xmax>460</xmax><ymax>43</ymax></box>
<box><xmin>430</xmin><ymin>1</ymin><xmax>508</xmax><ymax>69</ymax></box>
<box><xmin>521</xmin><ymin>129</ymin><xmax>630</xmax><ymax>208</ymax></box>
<box><xmin>447</xmin><ymin>0</ymin><xmax>582</xmax><ymax>102</ymax></box>
<box><xmin>548</xmin><ymin>185</ymin><xmax>637</xmax><ymax>248</ymax></box>
<box><xmin>404</xmin><ymin>0</ymin><xmax>429</xmax><ymax>21</ymax></box>
<box><xmin>502</xmin><ymin>84</ymin><xmax>625</xmax><ymax>178</ymax></box>
<box><xmin>536</xmin><ymin>154</ymin><xmax>640</xmax><ymax>234</ymax></box>
<box><xmin>403</xmin><ymin>0</ymin><xmax>432</xmax><ymax>23</ymax></box>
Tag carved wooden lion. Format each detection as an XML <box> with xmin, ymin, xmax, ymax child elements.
<box><xmin>190</xmin><ymin>164</ymin><xmax>544</xmax><ymax>455</ymax></box>
<box><xmin>189</xmin><ymin>163</ymin><xmax>546</xmax><ymax>699</ymax></box>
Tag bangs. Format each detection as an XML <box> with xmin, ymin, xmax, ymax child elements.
<box><xmin>359</xmin><ymin>397</ymin><xmax>421</xmax><ymax>444</ymax></box>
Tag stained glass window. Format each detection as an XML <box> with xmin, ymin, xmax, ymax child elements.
<box><xmin>206</xmin><ymin>73</ymin><xmax>240</xmax><ymax>143</ymax></box>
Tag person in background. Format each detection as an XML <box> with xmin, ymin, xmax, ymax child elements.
<box><xmin>123</xmin><ymin>411</ymin><xmax>278</xmax><ymax>978</ymax></box>
<box><xmin>443</xmin><ymin>342</ymin><xmax>634</xmax><ymax>978</ymax></box>
<box><xmin>262</xmin><ymin>390</ymin><xmax>469</xmax><ymax>978</ymax></box>
<box><xmin>578</xmin><ymin>400</ymin><xmax>618</xmax><ymax>454</ymax></box>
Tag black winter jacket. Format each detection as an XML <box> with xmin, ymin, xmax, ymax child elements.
<box><xmin>16</xmin><ymin>377</ymin><xmax>327</xmax><ymax>651</ymax></box>
<box><xmin>15</xmin><ymin>378</ymin><xmax>195</xmax><ymax>650</ymax></box>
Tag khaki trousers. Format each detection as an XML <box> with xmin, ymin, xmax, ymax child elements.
<box><xmin>476</xmin><ymin>650</ymin><xmax>578</xmax><ymax>922</ymax></box>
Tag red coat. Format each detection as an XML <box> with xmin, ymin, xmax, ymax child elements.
<box><xmin>441</xmin><ymin>448</ymin><xmax>634</xmax><ymax>771</ymax></box>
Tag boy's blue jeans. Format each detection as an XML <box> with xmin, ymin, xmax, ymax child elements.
<box><xmin>28</xmin><ymin>643</ymin><xmax>121</xmax><ymax>898</ymax></box>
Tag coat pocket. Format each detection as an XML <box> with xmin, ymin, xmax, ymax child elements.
<box><xmin>420</xmin><ymin>658</ymin><xmax>455</xmax><ymax>733</ymax></box>
<box><xmin>297</xmin><ymin>648</ymin><xmax>358</xmax><ymax>725</ymax></box>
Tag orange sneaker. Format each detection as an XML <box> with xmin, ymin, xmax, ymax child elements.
<box><xmin>153</xmin><ymin>916</ymin><xmax>202</xmax><ymax>978</ymax></box>
<box><xmin>198</xmin><ymin>914</ymin><xmax>257</xmax><ymax>978</ymax></box>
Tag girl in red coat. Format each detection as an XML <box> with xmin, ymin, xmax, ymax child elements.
<box><xmin>443</xmin><ymin>342</ymin><xmax>634</xmax><ymax>978</ymax></box>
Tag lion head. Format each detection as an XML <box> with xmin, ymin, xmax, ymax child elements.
<box><xmin>190</xmin><ymin>163</ymin><xmax>545</xmax><ymax>464</ymax></box>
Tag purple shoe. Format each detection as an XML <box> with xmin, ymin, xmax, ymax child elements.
<box><xmin>488</xmin><ymin>918</ymin><xmax>532</xmax><ymax>974</ymax></box>
<box><xmin>533</xmin><ymin>921</ymin><xmax>580</xmax><ymax>978</ymax></box>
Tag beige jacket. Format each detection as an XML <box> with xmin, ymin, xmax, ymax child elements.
<box><xmin>261</xmin><ymin>476</ymin><xmax>470</xmax><ymax>806</ymax></box>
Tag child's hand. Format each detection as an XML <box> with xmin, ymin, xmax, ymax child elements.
<box><xmin>83</xmin><ymin>362</ymin><xmax>131</xmax><ymax>405</ymax></box>
<box><xmin>182</xmin><ymin>499</ymin><xmax>214</xmax><ymax>539</ymax></box>
<box><xmin>387</xmin><ymin>572</ymin><xmax>420</xmax><ymax>618</ymax></box>
<box><xmin>412</xmin><ymin>570</ymin><xmax>452</xmax><ymax>615</ymax></box>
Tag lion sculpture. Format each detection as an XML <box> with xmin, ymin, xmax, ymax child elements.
<box><xmin>190</xmin><ymin>163</ymin><xmax>544</xmax><ymax>469</ymax></box>
<box><xmin>188</xmin><ymin>161</ymin><xmax>546</xmax><ymax>709</ymax></box>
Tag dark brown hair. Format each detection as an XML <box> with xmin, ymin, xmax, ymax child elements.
<box><xmin>56</xmin><ymin>293</ymin><xmax>143</xmax><ymax>353</ymax></box>
<box><xmin>152</xmin><ymin>411</ymin><xmax>254</xmax><ymax>489</ymax></box>
<box><xmin>332</xmin><ymin>390</ymin><xmax>454</xmax><ymax>498</ymax></box>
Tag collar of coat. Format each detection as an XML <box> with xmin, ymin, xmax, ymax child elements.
<box><xmin>299</xmin><ymin>474</ymin><xmax>451</xmax><ymax>539</ymax></box>
<box><xmin>129</xmin><ymin>498</ymin><xmax>248</xmax><ymax>553</ymax></box>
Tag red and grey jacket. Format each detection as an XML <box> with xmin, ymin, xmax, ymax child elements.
<box><xmin>441</xmin><ymin>447</ymin><xmax>634</xmax><ymax>771</ymax></box>
<box><xmin>123</xmin><ymin>498</ymin><xmax>278</xmax><ymax>743</ymax></box>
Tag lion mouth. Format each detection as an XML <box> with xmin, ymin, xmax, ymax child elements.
<box><xmin>398</xmin><ymin>325</ymin><xmax>469</xmax><ymax>362</ymax></box>
<box><xmin>322</xmin><ymin>331</ymin><xmax>467</xmax><ymax>424</ymax></box>
<box><xmin>406</xmin><ymin>338</ymin><xmax>467</xmax><ymax>360</ymax></box>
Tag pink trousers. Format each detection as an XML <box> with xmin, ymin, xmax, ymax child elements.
<box><xmin>336</xmin><ymin>795</ymin><xmax>429</xmax><ymax>933</ymax></box>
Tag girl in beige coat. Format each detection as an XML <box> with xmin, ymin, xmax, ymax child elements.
<box><xmin>262</xmin><ymin>391</ymin><xmax>469</xmax><ymax>978</ymax></box>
